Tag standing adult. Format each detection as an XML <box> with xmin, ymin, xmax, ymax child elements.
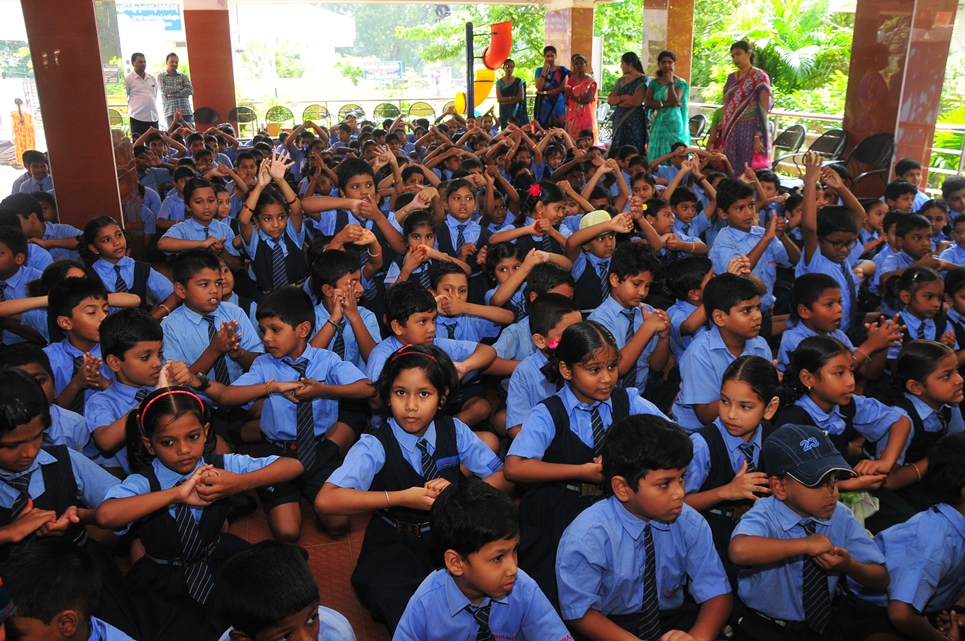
<box><xmin>564</xmin><ymin>54</ymin><xmax>598</xmax><ymax>143</ymax></box>
<box><xmin>534</xmin><ymin>46</ymin><xmax>569</xmax><ymax>129</ymax></box>
<box><xmin>720</xmin><ymin>40</ymin><xmax>773</xmax><ymax>173</ymax></box>
<box><xmin>606</xmin><ymin>52</ymin><xmax>650</xmax><ymax>156</ymax></box>
<box><xmin>157</xmin><ymin>52</ymin><xmax>194</xmax><ymax>128</ymax></box>
<box><xmin>645</xmin><ymin>50</ymin><xmax>690</xmax><ymax>163</ymax></box>
<box><xmin>495</xmin><ymin>58</ymin><xmax>528</xmax><ymax>129</ymax></box>
<box><xmin>125</xmin><ymin>52</ymin><xmax>158</xmax><ymax>139</ymax></box>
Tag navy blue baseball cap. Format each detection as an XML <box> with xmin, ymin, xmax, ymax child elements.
<box><xmin>762</xmin><ymin>424</ymin><xmax>854</xmax><ymax>487</ymax></box>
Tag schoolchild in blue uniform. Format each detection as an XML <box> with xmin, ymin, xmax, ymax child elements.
<box><xmin>84</xmin><ymin>216</ymin><xmax>178</xmax><ymax>320</ymax></box>
<box><xmin>504</xmin><ymin>321</ymin><xmax>667</xmax><ymax>601</ymax></box>
<box><xmin>157</xmin><ymin>178</ymin><xmax>242</xmax><ymax>269</ymax></box>
<box><xmin>879</xmin><ymin>215</ymin><xmax>954</xmax><ymax>317</ymax></box>
<box><xmin>945</xmin><ymin>267</ymin><xmax>965</xmax><ymax>352</ymax></box>
<box><xmin>483</xmin><ymin>242</ymin><xmax>528</xmax><ymax>320</ymax></box>
<box><xmin>940</xmin><ymin>212</ymin><xmax>965</xmax><ymax>265</ymax></box>
<box><xmin>683</xmin><ymin>356</ymin><xmax>780</xmax><ymax>586</ymax></box>
<box><xmin>96</xmin><ymin>386</ymin><xmax>303</xmax><ymax>641</ymax></box>
<box><xmin>671</xmin><ymin>273</ymin><xmax>771</xmax><ymax>432</ymax></box>
<box><xmin>86</xmin><ymin>309</ymin><xmax>165</xmax><ymax>475</ymax></box>
<box><xmin>216</xmin><ymin>256</ymin><xmax>258</xmax><ymax>330</ymax></box>
<box><xmin>588</xmin><ymin>241</ymin><xmax>672</xmax><ymax>402</ymax></box>
<box><xmin>563</xmin><ymin>210</ymin><xmax>634</xmax><ymax>312</ymax></box>
<box><xmin>395</xmin><ymin>479</ymin><xmax>571</xmax><ymax>641</ymax></box>
<box><xmin>867</xmin><ymin>210</ymin><xmax>903</xmax><ymax>311</ymax></box>
<box><xmin>729</xmin><ymin>424</ymin><xmax>889</xmax><ymax>641</ymax></box>
<box><xmin>634</xmin><ymin>198</ymin><xmax>707</xmax><ymax>283</ymax></box>
<box><xmin>158</xmin><ymin>166</ymin><xmax>194</xmax><ymax>231</ymax></box>
<box><xmin>885</xmin><ymin>341</ymin><xmax>965</xmax><ymax>512</ymax></box>
<box><xmin>434</xmin><ymin>178</ymin><xmax>491</xmax><ymax>305</ymax></box>
<box><xmin>665</xmin><ymin>256</ymin><xmax>712</xmax><ymax>363</ymax></box>
<box><xmin>489</xmin><ymin>181</ymin><xmax>571</xmax><ymax>258</ymax></box>
<box><xmin>315</xmin><ymin>344</ymin><xmax>510</xmax><ymax>633</ymax></box>
<box><xmin>505</xmin><ymin>294</ymin><xmax>582</xmax><ymax>439</ymax></box>
<box><xmin>556</xmin><ymin>415</ymin><xmax>732</xmax><ymax>641</ymax></box>
<box><xmin>431</xmin><ymin>262</ymin><xmax>513</xmax><ymax>342</ymax></box>
<box><xmin>1</xmin><ymin>193</ymin><xmax>81</xmax><ymax>262</ymax></box>
<box><xmin>840</xmin><ymin>433</ymin><xmax>965</xmax><ymax>641</ymax></box>
<box><xmin>492</xmin><ymin>262</ymin><xmax>575</xmax><ymax>363</ymax></box>
<box><xmin>0</xmin><ymin>369</ymin><xmax>136</xmax><ymax>636</ymax></box>
<box><xmin>1</xmin><ymin>538</ymin><xmax>138</xmax><ymax>641</ymax></box>
<box><xmin>43</xmin><ymin>278</ymin><xmax>114</xmax><ymax>417</ymax></box>
<box><xmin>0</xmin><ymin>225</ymin><xmax>42</xmax><ymax>345</ymax></box>
<box><xmin>383</xmin><ymin>210</ymin><xmax>471</xmax><ymax>290</ymax></box>
<box><xmin>888</xmin><ymin>267</ymin><xmax>958</xmax><ymax>362</ymax></box>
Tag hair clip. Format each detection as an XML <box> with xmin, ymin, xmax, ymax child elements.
<box><xmin>139</xmin><ymin>388</ymin><xmax>205</xmax><ymax>435</ymax></box>
<box><xmin>547</xmin><ymin>337</ymin><xmax>561</xmax><ymax>350</ymax></box>
<box><xmin>641</xmin><ymin>203</ymin><xmax>648</xmax><ymax>211</ymax></box>
<box><xmin>528</xmin><ymin>184</ymin><xmax>542</xmax><ymax>198</ymax></box>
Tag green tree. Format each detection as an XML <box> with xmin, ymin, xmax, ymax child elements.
<box><xmin>0</xmin><ymin>41</ymin><xmax>32</xmax><ymax>78</ymax></box>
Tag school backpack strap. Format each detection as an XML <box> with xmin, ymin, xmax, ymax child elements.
<box><xmin>132</xmin><ymin>260</ymin><xmax>151</xmax><ymax>309</ymax></box>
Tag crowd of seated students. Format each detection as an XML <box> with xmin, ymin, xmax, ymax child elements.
<box><xmin>0</xmin><ymin>111</ymin><xmax>963</xmax><ymax>641</ymax></box>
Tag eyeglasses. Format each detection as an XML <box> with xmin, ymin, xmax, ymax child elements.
<box><xmin>819</xmin><ymin>237</ymin><xmax>857</xmax><ymax>251</ymax></box>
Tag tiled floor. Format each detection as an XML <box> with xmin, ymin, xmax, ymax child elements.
<box><xmin>228</xmin><ymin>500</ymin><xmax>391</xmax><ymax>641</ymax></box>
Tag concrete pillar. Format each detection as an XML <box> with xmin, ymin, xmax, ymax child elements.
<box><xmin>544</xmin><ymin>0</ymin><xmax>596</xmax><ymax>73</ymax></box>
<box><xmin>642</xmin><ymin>0</ymin><xmax>696</xmax><ymax>82</ymax></box>
<box><xmin>183</xmin><ymin>0</ymin><xmax>237</xmax><ymax>128</ymax></box>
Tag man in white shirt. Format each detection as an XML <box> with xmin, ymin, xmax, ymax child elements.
<box><xmin>125</xmin><ymin>52</ymin><xmax>158</xmax><ymax>138</ymax></box>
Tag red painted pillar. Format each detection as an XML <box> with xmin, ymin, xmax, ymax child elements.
<box><xmin>183</xmin><ymin>0</ymin><xmax>237</xmax><ymax>128</ymax></box>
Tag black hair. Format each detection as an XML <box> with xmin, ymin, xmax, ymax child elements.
<box><xmin>543</xmin><ymin>45</ymin><xmax>557</xmax><ymax>55</ymax></box>
<box><xmin>385</xmin><ymin>280</ymin><xmax>437</xmax><ymax>327</ymax></box>
<box><xmin>310</xmin><ymin>249</ymin><xmax>360</xmax><ymax>298</ymax></box>
<box><xmin>609</xmin><ymin>241</ymin><xmax>660</xmax><ymax>282</ymax></box>
<box><xmin>182</xmin><ymin>177</ymin><xmax>215</xmax><ymax>208</ymax></box>
<box><xmin>703</xmin><ymin>273</ymin><xmax>760</xmax><ymax>317</ymax></box>
<box><xmin>0</xmin><ymin>367</ymin><xmax>50</xmax><ymax>436</ymax></box>
<box><xmin>926</xmin><ymin>433</ymin><xmax>965</xmax><ymax>505</ymax></box>
<box><xmin>253</xmin><ymin>185</ymin><xmax>291</xmax><ymax>219</ymax></box>
<box><xmin>235</xmin><ymin>151</ymin><xmax>256</xmax><ymax>167</ymax></box>
<box><xmin>790</xmin><ymin>273</ymin><xmax>841</xmax><ymax>321</ymax></box>
<box><xmin>0</xmin><ymin>193</ymin><xmax>43</xmax><ymax>219</ymax></box>
<box><xmin>884</xmin><ymin>180</ymin><xmax>919</xmax><ymax>202</ymax></box>
<box><xmin>942</xmin><ymin>175</ymin><xmax>965</xmax><ymax>200</ymax></box>
<box><xmin>0</xmin><ymin>224</ymin><xmax>27</xmax><ymax>257</ymax></box>
<box><xmin>0</xmin><ymin>538</ymin><xmax>100</xmax><ymax>624</ymax></box>
<box><xmin>0</xmin><ymin>342</ymin><xmax>54</xmax><ymax>379</ymax></box>
<box><xmin>485</xmin><ymin>241</ymin><xmax>523</xmax><ymax>283</ymax></box>
<box><xmin>601</xmin><ymin>415</ymin><xmax>693</xmax><ymax>496</ymax></box>
<box><xmin>256</xmin><ymin>286</ymin><xmax>315</xmax><ymax>334</ymax></box>
<box><xmin>172</xmin><ymin>247</ymin><xmax>221</xmax><ymax>285</ymax></box>
<box><xmin>126</xmin><ymin>386</ymin><xmax>213</xmax><ymax>470</ymax></box>
<box><xmin>430</xmin><ymin>261</ymin><xmax>467</xmax><ymax>290</ymax></box>
<box><xmin>100</xmin><ymin>308</ymin><xmax>163</xmax><ymax>360</ymax></box>
<box><xmin>401</xmin><ymin>165</ymin><xmax>426</xmax><ymax>183</ymax></box>
<box><xmin>755</xmin><ymin>169</ymin><xmax>780</xmax><ymax>190</ymax></box>
<box><xmin>824</xmin><ymin>162</ymin><xmax>852</xmax><ymax>184</ymax></box>
<box><xmin>897</xmin><ymin>266</ymin><xmax>942</xmax><ymax>299</ymax></box>
<box><xmin>816</xmin><ymin>205</ymin><xmax>858</xmax><ymax>236</ymax></box>
<box><xmin>48</xmin><ymin>277</ymin><xmax>108</xmax><ymax>322</ymax></box>
<box><xmin>882</xmin><ymin>208</ymin><xmax>905</xmax><ymax>235</ymax></box>
<box><xmin>523</xmin><ymin>262</ymin><xmax>575</xmax><ymax>301</ymax></box>
<box><xmin>715</xmin><ymin>178</ymin><xmax>756</xmax><ymax>214</ymax></box>
<box><xmin>173</xmin><ymin>165</ymin><xmax>196</xmax><ymax>182</ymax></box>
<box><xmin>217</xmin><ymin>541</ymin><xmax>319</xmax><ymax>636</ymax></box>
<box><xmin>665</xmin><ymin>255</ymin><xmax>712</xmax><ymax>301</ymax></box>
<box><xmin>444</xmin><ymin>178</ymin><xmax>476</xmax><ymax>201</ymax></box>
<box><xmin>782</xmin><ymin>193</ymin><xmax>804</xmax><ymax>215</ymax></box>
<box><xmin>657</xmin><ymin>50</ymin><xmax>676</xmax><ymax>63</ymax></box>
<box><xmin>780</xmin><ymin>335</ymin><xmax>851</xmax><ymax>405</ymax></box>
<box><xmin>176</xmin><ymin>158</ymin><xmax>198</xmax><ymax>171</ymax></box>
<box><xmin>669</xmin><ymin>186</ymin><xmax>698</xmax><ymax>207</ymax></box>
<box><xmin>721</xmin><ymin>355</ymin><xmax>781</xmax><ymax>405</ymax></box>
<box><xmin>522</xmin><ymin>180</ymin><xmax>565</xmax><ymax>218</ymax></box>
<box><xmin>130</xmin><ymin>52</ymin><xmax>144</xmax><ymax>63</ymax></box>
<box><xmin>193</xmin><ymin>148</ymin><xmax>214</xmax><ymax>162</ymax></box>
<box><xmin>529</xmin><ymin>292</ymin><xmax>580</xmax><ymax>338</ymax></box>
<box><xmin>27</xmin><ymin>259</ymin><xmax>92</xmax><ymax>298</ymax></box>
<box><xmin>431</xmin><ymin>478</ymin><xmax>520</xmax><ymax>564</ymax></box>
<box><xmin>620</xmin><ymin>52</ymin><xmax>644</xmax><ymax>73</ymax></box>
<box><xmin>643</xmin><ymin>197</ymin><xmax>671</xmax><ymax>220</ymax></box>
<box><xmin>919</xmin><ymin>198</ymin><xmax>950</xmax><ymax>219</ymax></box>
<box><xmin>631</xmin><ymin>172</ymin><xmax>655</xmax><ymax>190</ymax></box>
<box><xmin>376</xmin><ymin>343</ymin><xmax>459</xmax><ymax>408</ymax></box>
<box><xmin>731</xmin><ymin>40</ymin><xmax>754</xmax><ymax>64</ymax></box>
<box><xmin>544</xmin><ymin>320</ymin><xmax>618</xmax><ymax>387</ymax></box>
<box><xmin>886</xmin><ymin>340</ymin><xmax>955</xmax><ymax>406</ymax></box>
<box><xmin>335</xmin><ymin>157</ymin><xmax>375</xmax><ymax>191</ymax></box>
<box><xmin>402</xmin><ymin>210</ymin><xmax>435</xmax><ymax>238</ymax></box>
<box><xmin>895</xmin><ymin>158</ymin><xmax>922</xmax><ymax>176</ymax></box>
<box><xmin>945</xmin><ymin>266</ymin><xmax>965</xmax><ymax>298</ymax></box>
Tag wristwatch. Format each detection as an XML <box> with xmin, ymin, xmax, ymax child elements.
<box><xmin>193</xmin><ymin>372</ymin><xmax>211</xmax><ymax>392</ymax></box>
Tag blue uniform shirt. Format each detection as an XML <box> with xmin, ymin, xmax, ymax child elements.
<box><xmin>43</xmin><ymin>339</ymin><xmax>113</xmax><ymax>402</ymax></box>
<box><xmin>0</xmin><ymin>265</ymin><xmax>42</xmax><ymax>345</ymax></box>
<box><xmin>395</xmin><ymin>568</ymin><xmax>572</xmax><ymax>641</ymax></box>
<box><xmin>218</xmin><ymin>606</ymin><xmax>355</xmax><ymax>641</ymax></box>
<box><xmin>42</xmin><ymin>221</ymin><xmax>82</xmax><ymax>261</ymax></box>
<box><xmin>878</xmin><ymin>250</ymin><xmax>916</xmax><ymax>315</ymax></box>
<box><xmin>313</xmin><ymin>303</ymin><xmax>382</xmax><ymax>370</ymax></box>
<box><xmin>569</xmin><ymin>250</ymin><xmax>609</xmax><ymax>283</ymax></box>
<box><xmin>443</xmin><ymin>215</ymin><xmax>481</xmax><ymax>254</ymax></box>
<box><xmin>672</xmin><ymin>326</ymin><xmax>771</xmax><ymax>432</ymax></box>
<box><xmin>159</xmin><ymin>191</ymin><xmax>185</xmax><ymax>222</ymax></box>
<box><xmin>160</xmin><ymin>218</ymin><xmax>240</xmax><ymax>256</ymax></box>
<box><xmin>556</xmin><ymin>496</ymin><xmax>730</xmax><ymax>621</ymax></box>
<box><xmin>233</xmin><ymin>346</ymin><xmax>366</xmax><ymax>442</ymax></box>
<box><xmin>86</xmin><ymin>380</ymin><xmax>155</xmax><ymax>473</ymax></box>
<box><xmin>889</xmin><ymin>313</ymin><xmax>959</xmax><ymax>360</ymax></box>
<box><xmin>777</xmin><ymin>321</ymin><xmax>853</xmax><ymax>372</ymax></box>
<box><xmin>48</xmin><ymin>405</ymin><xmax>98</xmax><ymax>459</ymax></box>
<box><xmin>138</xmin><ymin>168</ymin><xmax>172</xmax><ymax>196</ymax></box>
<box><xmin>887</xmin><ymin>393</ymin><xmax>964</xmax><ymax>465</ymax></box>
<box><xmin>89</xmin><ymin>617</ymin><xmax>137</xmax><ymax>641</ymax></box>
<box><xmin>435</xmin><ymin>313</ymin><xmax>500</xmax><ymax>343</ymax></box>
<box><xmin>328</xmin><ymin>417</ymin><xmax>502</xmax><ymax>490</ymax></box>
<box><xmin>588</xmin><ymin>297</ymin><xmax>660</xmax><ymax>393</ymax></box>
<box><xmin>509</xmin><ymin>384</ymin><xmax>667</xmax><ymax>461</ymax></box>
<box><xmin>493</xmin><ymin>317</ymin><xmax>534</xmax><ymax>362</ymax></box>
<box><xmin>731</xmin><ymin>496</ymin><xmax>885</xmax><ymax>623</ymax></box>
<box><xmin>795</xmin><ymin>245</ymin><xmax>858</xmax><ymax>332</ymax></box>
<box><xmin>505</xmin><ymin>350</ymin><xmax>557</xmax><ymax>430</ymax></box>
<box><xmin>684</xmin><ymin>418</ymin><xmax>763</xmax><ymax>493</ymax></box>
<box><xmin>365</xmin><ymin>336</ymin><xmax>477</xmax><ymax>385</ymax></box>
<box><xmin>92</xmin><ymin>257</ymin><xmax>174</xmax><ymax>304</ymax></box>
<box><xmin>709</xmin><ymin>226</ymin><xmax>790</xmax><ymax>312</ymax></box>
<box><xmin>667</xmin><ymin>300</ymin><xmax>707</xmax><ymax>363</ymax></box>
<box><xmin>161</xmin><ymin>302</ymin><xmax>264</xmax><ymax>384</ymax></box>
<box><xmin>0</xmin><ymin>448</ymin><xmax>119</xmax><ymax>511</ymax></box>
<box><xmin>870</xmin><ymin>245</ymin><xmax>899</xmax><ymax>295</ymax></box>
<box><xmin>792</xmin><ymin>393</ymin><xmax>903</xmax><ymax>448</ymax></box>
<box><xmin>940</xmin><ymin>243</ymin><xmax>965</xmax><ymax>266</ymax></box>
<box><xmin>18</xmin><ymin>175</ymin><xmax>53</xmax><ymax>193</ymax></box>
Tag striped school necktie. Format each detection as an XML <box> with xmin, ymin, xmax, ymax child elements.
<box><xmin>417</xmin><ymin>438</ymin><xmax>439</xmax><ymax>480</ymax></box>
<box><xmin>599</xmin><ymin>260</ymin><xmax>610</xmax><ymax>300</ymax></box>
<box><xmin>638</xmin><ymin>524</ymin><xmax>661</xmax><ymax>641</ymax></box>
<box><xmin>203</xmin><ymin>315</ymin><xmax>232</xmax><ymax>385</ymax></box>
<box><xmin>68</xmin><ymin>356</ymin><xmax>86</xmax><ymax>415</ymax></box>
<box><xmin>622</xmin><ymin>310</ymin><xmax>637</xmax><ymax>388</ymax></box>
<box><xmin>3</xmin><ymin>471</ymin><xmax>33</xmax><ymax>519</ymax></box>
<box><xmin>801</xmin><ymin>520</ymin><xmax>832</xmax><ymax>633</ymax></box>
<box><xmin>271</xmin><ymin>239</ymin><xmax>288</xmax><ymax>290</ymax></box>
<box><xmin>114</xmin><ymin>265</ymin><xmax>128</xmax><ymax>293</ymax></box>
<box><xmin>331</xmin><ymin>320</ymin><xmax>346</xmax><ymax>359</ymax></box>
<box><xmin>173</xmin><ymin>480</ymin><xmax>215</xmax><ymax>604</ymax></box>
<box><xmin>286</xmin><ymin>360</ymin><xmax>318</xmax><ymax>472</ymax></box>
<box><xmin>590</xmin><ymin>405</ymin><xmax>605</xmax><ymax>457</ymax></box>
<box><xmin>740</xmin><ymin>443</ymin><xmax>757</xmax><ymax>473</ymax></box>
<box><xmin>465</xmin><ymin>603</ymin><xmax>494</xmax><ymax>641</ymax></box>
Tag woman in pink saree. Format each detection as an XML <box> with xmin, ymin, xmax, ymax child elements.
<box><xmin>564</xmin><ymin>53</ymin><xmax>598</xmax><ymax>143</ymax></box>
<box><xmin>721</xmin><ymin>40</ymin><xmax>773</xmax><ymax>172</ymax></box>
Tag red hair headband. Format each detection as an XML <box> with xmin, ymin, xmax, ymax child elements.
<box><xmin>390</xmin><ymin>344</ymin><xmax>438</xmax><ymax>363</ymax></box>
<box><xmin>139</xmin><ymin>388</ymin><xmax>206</xmax><ymax>435</ymax></box>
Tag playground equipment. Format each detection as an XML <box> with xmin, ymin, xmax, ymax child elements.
<box><xmin>454</xmin><ymin>20</ymin><xmax>512</xmax><ymax>117</ymax></box>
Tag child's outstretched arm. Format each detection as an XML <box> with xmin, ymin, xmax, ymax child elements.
<box><xmin>194</xmin><ymin>456</ymin><xmax>304</xmax><ymax>503</ymax></box>
<box><xmin>559</xmin><ymin>179</ymin><xmax>592</xmax><ymax>214</ymax></box>
<box><xmin>96</xmin><ymin>464</ymin><xmax>212</xmax><ymax>530</ymax></box>
<box><xmin>315</xmin><ymin>481</ymin><xmax>444</xmax><ymax>515</ymax></box>
<box><xmin>801</xmin><ymin>151</ymin><xmax>822</xmax><ymax>265</ymax></box>
<box><xmin>888</xmin><ymin>602</ymin><xmax>960</xmax><ymax>641</ymax></box>
<box><xmin>503</xmin><ymin>455</ymin><xmax>603</xmax><ymax>486</ymax></box>
<box><xmin>438</xmin><ymin>295</ymin><xmax>514</xmax><ymax>326</ymax></box>
<box><xmin>238</xmin><ymin>161</ymin><xmax>273</xmax><ymax>245</ymax></box>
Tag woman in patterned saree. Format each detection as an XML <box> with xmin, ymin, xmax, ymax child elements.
<box><xmin>721</xmin><ymin>40</ymin><xmax>773</xmax><ymax>172</ymax></box>
<box><xmin>606</xmin><ymin>52</ymin><xmax>650</xmax><ymax>157</ymax></box>
<box><xmin>645</xmin><ymin>50</ymin><xmax>690</xmax><ymax>163</ymax></box>
<box><xmin>564</xmin><ymin>54</ymin><xmax>598</xmax><ymax>143</ymax></box>
<box><xmin>535</xmin><ymin>46</ymin><xmax>569</xmax><ymax>129</ymax></box>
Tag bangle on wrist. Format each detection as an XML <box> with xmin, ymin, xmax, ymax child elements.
<box><xmin>266</xmin><ymin>377</ymin><xmax>274</xmax><ymax>397</ymax></box>
<box><xmin>384</xmin><ymin>490</ymin><xmax>391</xmax><ymax>508</ymax></box>
<box><xmin>157</xmin><ymin>304</ymin><xmax>171</xmax><ymax>315</ymax></box>
<box><xmin>909</xmin><ymin>462</ymin><xmax>922</xmax><ymax>483</ymax></box>
<box><xmin>242</xmin><ymin>203</ymin><xmax>253</xmax><ymax>213</ymax></box>
<box><xmin>326</xmin><ymin>319</ymin><xmax>339</xmax><ymax>330</ymax></box>
<box><xmin>286</xmin><ymin>196</ymin><xmax>297</xmax><ymax>206</ymax></box>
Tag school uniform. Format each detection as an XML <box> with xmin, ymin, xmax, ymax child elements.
<box><xmin>671</xmin><ymin>326</ymin><xmax>771</xmax><ymax>432</ymax></box>
<box><xmin>365</xmin><ymin>336</ymin><xmax>477</xmax><ymax>388</ymax></box>
<box><xmin>493</xmin><ymin>316</ymin><xmax>535</xmax><ymax>362</ymax></box>
<box><xmin>709</xmin><ymin>226</ymin><xmax>790</xmax><ymax>313</ymax></box>
<box><xmin>328</xmin><ymin>416</ymin><xmax>501</xmax><ymax>632</ymax></box>
<box><xmin>667</xmin><ymin>300</ymin><xmax>707</xmax><ymax>363</ymax></box>
<box><xmin>138</xmin><ymin>168</ymin><xmax>172</xmax><ymax>196</ymax></box>
<box><xmin>92</xmin><ymin>257</ymin><xmax>174</xmax><ymax>308</ymax></box>
<box><xmin>89</xmin><ymin>617</ymin><xmax>138</xmax><ymax>641</ymax></box>
<box><xmin>383</xmin><ymin>259</ymin><xmax>434</xmax><ymax>289</ymax></box>
<box><xmin>588</xmin><ymin>296</ymin><xmax>661</xmax><ymax>394</ymax></box>
<box><xmin>776</xmin><ymin>322</ymin><xmax>854</xmax><ymax>372</ymax></box>
<box><xmin>48</xmin><ymin>404</ymin><xmax>99</xmax><ymax>459</ymax></box>
<box><xmin>217</xmin><ymin>606</ymin><xmax>356</xmax><ymax>641</ymax></box>
<box><xmin>485</xmin><ymin>285</ymin><xmax>526</xmax><ymax>322</ymax></box>
<box><xmin>653</xmin><ymin>165</ymin><xmax>679</xmax><ymax>185</ymax></box>
<box><xmin>159</xmin><ymin>218</ymin><xmax>240</xmax><ymax>256</ymax></box>
<box><xmin>313</xmin><ymin>303</ymin><xmax>381</xmax><ymax>370</ymax></box>
<box><xmin>106</xmin><ymin>455</ymin><xmax>273</xmax><ymax>641</ymax></box>
<box><xmin>223</xmin><ymin>291</ymin><xmax>257</xmax><ymax>329</ymax></box>
<box><xmin>675</xmin><ymin>213</ymin><xmax>712</xmax><ymax>241</ymax></box>
<box><xmin>41</xmin><ymin>221</ymin><xmax>82</xmax><ymax>261</ymax></box>
<box><xmin>0</xmin><ymin>265</ymin><xmax>42</xmax><ymax>345</ymax></box>
<box><xmin>243</xmin><ymin>222</ymin><xmax>308</xmax><ymax>293</ymax></box>
<box><xmin>878</xmin><ymin>250</ymin><xmax>916</xmax><ymax>316</ymax></box>
<box><xmin>18</xmin><ymin>174</ymin><xmax>53</xmax><ymax>193</ymax></box>
<box><xmin>939</xmin><ymin>242</ymin><xmax>965</xmax><ymax>265</ymax></box>
<box><xmin>512</xmin><ymin>217</ymin><xmax>570</xmax><ymax>257</ymax></box>
<box><xmin>888</xmin><ymin>313</ymin><xmax>958</xmax><ymax>361</ymax></box>
<box><xmin>159</xmin><ymin>191</ymin><xmax>185</xmax><ymax>223</ymax></box>
<box><xmin>505</xmin><ymin>349</ymin><xmax>560</xmax><ymax>433</ymax></box>
<box><xmin>509</xmin><ymin>384</ymin><xmax>667</xmax><ymax>601</ymax></box>
<box><xmin>869</xmin><ymin>244</ymin><xmax>898</xmax><ymax>295</ymax></box>
<box><xmin>795</xmin><ymin>246</ymin><xmax>859</xmax><ymax>333</ymax></box>
<box><xmin>556</xmin><ymin>496</ymin><xmax>729</xmax><ymax>637</ymax></box>
<box><xmin>570</xmin><ymin>251</ymin><xmax>611</xmax><ymax>312</ymax></box>
<box><xmin>731</xmin><ymin>496</ymin><xmax>885</xmax><ymax>641</ymax></box>
<box><xmin>436</xmin><ymin>215</ymin><xmax>491</xmax><ymax>305</ymax></box>
<box><xmin>43</xmin><ymin>339</ymin><xmax>113</xmax><ymax>415</ymax></box>
<box><xmin>435</xmin><ymin>313</ymin><xmax>500</xmax><ymax>343</ymax></box>
<box><xmin>86</xmin><ymin>380</ymin><xmax>155</xmax><ymax>474</ymax></box>
<box><xmin>395</xmin><ymin>568</ymin><xmax>571</xmax><ymax>641</ymax></box>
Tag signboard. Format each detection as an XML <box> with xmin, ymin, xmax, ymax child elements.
<box><xmin>103</xmin><ymin>64</ymin><xmax>121</xmax><ymax>85</ymax></box>
<box><xmin>363</xmin><ymin>61</ymin><xmax>403</xmax><ymax>81</ymax></box>
<box><xmin>115</xmin><ymin>3</ymin><xmax>183</xmax><ymax>32</ymax></box>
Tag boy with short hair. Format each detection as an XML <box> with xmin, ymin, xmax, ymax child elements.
<box><xmin>939</xmin><ymin>213</ymin><xmax>965</xmax><ymax>266</ymax></box>
<box><xmin>941</xmin><ymin>175</ymin><xmax>965</xmax><ymax>220</ymax></box>
<box><xmin>0</xmin><ymin>225</ymin><xmax>43</xmax><ymax>345</ymax></box>
<box><xmin>671</xmin><ymin>273</ymin><xmax>771</xmax><ymax>432</ymax></box>
<box><xmin>895</xmin><ymin>158</ymin><xmax>930</xmax><ymax>212</ymax></box>
<box><xmin>588</xmin><ymin>242</ymin><xmax>671</xmax><ymax>397</ymax></box>
<box><xmin>665</xmin><ymin>256</ymin><xmax>713</xmax><ymax>363</ymax></box>
<box><xmin>158</xmin><ymin>166</ymin><xmax>195</xmax><ymax>230</ymax></box>
<box><xmin>728</xmin><ymin>423</ymin><xmax>889</xmax><ymax>641</ymax></box>
<box><xmin>86</xmin><ymin>308</ymin><xmax>164</xmax><ymax>474</ymax></box>
<box><xmin>0</xmin><ymin>211</ymin><xmax>52</xmax><ymax>273</ymax></box>
<box><xmin>556</xmin><ymin>415</ymin><xmax>732</xmax><ymax>641</ymax></box>
<box><xmin>217</xmin><ymin>541</ymin><xmax>357</xmax><ymax>641</ymax></box>
<box><xmin>10</xmin><ymin>150</ymin><xmax>45</xmax><ymax>194</ymax></box>
<box><xmin>432</xmin><ymin>262</ymin><xmax>514</xmax><ymax>342</ymax></box>
<box><xmin>884</xmin><ymin>180</ymin><xmax>919</xmax><ymax>214</ymax></box>
<box><xmin>157</xmin><ymin>179</ymin><xmax>242</xmax><ymax>272</ymax></box>
<box><xmin>1</xmin><ymin>193</ymin><xmax>81</xmax><ymax>261</ymax></box>
<box><xmin>16</xmin><ymin>152</ymin><xmax>53</xmax><ymax>193</ymax></box>
<box><xmin>878</xmin><ymin>214</ymin><xmax>954</xmax><ymax>315</ymax></box>
<box><xmin>395</xmin><ymin>479</ymin><xmax>572</xmax><ymax>641</ymax></box>
<box><xmin>564</xmin><ymin>210</ymin><xmax>631</xmax><ymax>312</ymax></box>
<box><xmin>493</xmin><ymin>262</ymin><xmax>575</xmax><ymax>363</ymax></box>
